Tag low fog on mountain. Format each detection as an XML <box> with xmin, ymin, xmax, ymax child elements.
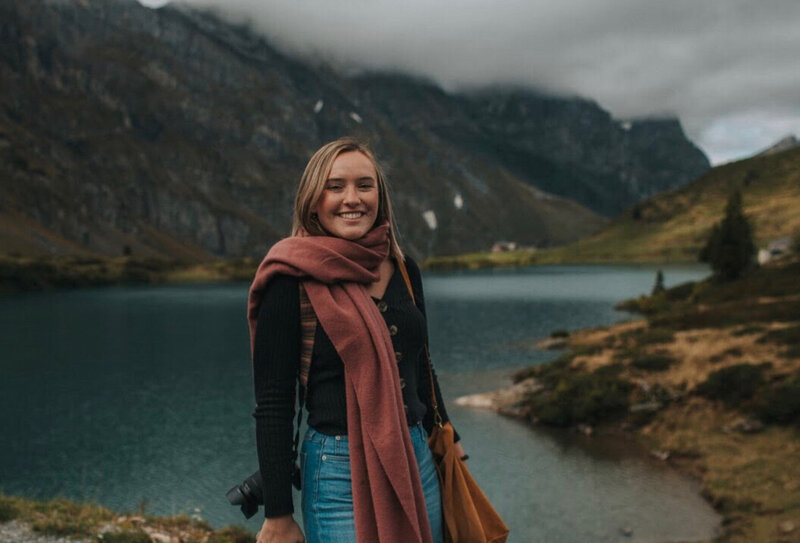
<box><xmin>146</xmin><ymin>0</ymin><xmax>800</xmax><ymax>164</ymax></box>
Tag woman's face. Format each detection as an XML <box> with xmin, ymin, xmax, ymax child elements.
<box><xmin>313</xmin><ymin>151</ymin><xmax>380</xmax><ymax>240</ymax></box>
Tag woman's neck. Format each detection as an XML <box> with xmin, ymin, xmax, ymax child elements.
<box><xmin>366</xmin><ymin>257</ymin><xmax>395</xmax><ymax>299</ymax></box>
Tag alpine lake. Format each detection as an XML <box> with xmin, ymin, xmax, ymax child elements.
<box><xmin>0</xmin><ymin>264</ymin><xmax>721</xmax><ymax>542</ymax></box>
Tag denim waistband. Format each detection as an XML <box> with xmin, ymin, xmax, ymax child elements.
<box><xmin>304</xmin><ymin>420</ymin><xmax>425</xmax><ymax>446</ymax></box>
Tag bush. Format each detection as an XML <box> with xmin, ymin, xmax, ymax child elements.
<box><xmin>594</xmin><ymin>363</ymin><xmax>625</xmax><ymax>377</ymax></box>
<box><xmin>695</xmin><ymin>363</ymin><xmax>770</xmax><ymax>406</ymax></box>
<box><xmin>0</xmin><ymin>496</ymin><xmax>19</xmax><ymax>522</ymax></box>
<box><xmin>756</xmin><ymin>373</ymin><xmax>800</xmax><ymax>425</ymax></box>
<box><xmin>731</xmin><ymin>325</ymin><xmax>766</xmax><ymax>337</ymax></box>
<box><xmin>756</xmin><ymin>324</ymin><xmax>800</xmax><ymax>347</ymax></box>
<box><xmin>631</xmin><ymin>353</ymin><xmax>675</xmax><ymax>372</ymax></box>
<box><xmin>550</xmin><ymin>329</ymin><xmax>569</xmax><ymax>338</ymax></box>
<box><xmin>512</xmin><ymin>354</ymin><xmax>572</xmax><ymax>385</ymax></box>
<box><xmin>209</xmin><ymin>526</ymin><xmax>257</xmax><ymax>543</ymax></box>
<box><xmin>103</xmin><ymin>531</ymin><xmax>152</xmax><ymax>543</ymax></box>
<box><xmin>530</xmin><ymin>372</ymin><xmax>633</xmax><ymax>426</ymax></box>
<box><xmin>636</xmin><ymin>327</ymin><xmax>675</xmax><ymax>345</ymax></box>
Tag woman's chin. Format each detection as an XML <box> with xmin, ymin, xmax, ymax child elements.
<box><xmin>326</xmin><ymin>220</ymin><xmax>376</xmax><ymax>240</ymax></box>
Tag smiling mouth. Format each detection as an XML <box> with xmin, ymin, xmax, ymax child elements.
<box><xmin>338</xmin><ymin>212</ymin><xmax>365</xmax><ymax>220</ymax></box>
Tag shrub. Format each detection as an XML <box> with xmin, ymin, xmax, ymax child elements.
<box><xmin>696</xmin><ymin>363</ymin><xmax>770</xmax><ymax>406</ymax></box>
<box><xmin>209</xmin><ymin>526</ymin><xmax>257</xmax><ymax>543</ymax></box>
<box><xmin>530</xmin><ymin>372</ymin><xmax>633</xmax><ymax>426</ymax></box>
<box><xmin>594</xmin><ymin>363</ymin><xmax>625</xmax><ymax>377</ymax></box>
<box><xmin>512</xmin><ymin>354</ymin><xmax>572</xmax><ymax>385</ymax></box>
<box><xmin>756</xmin><ymin>373</ymin><xmax>800</xmax><ymax>425</ymax></box>
<box><xmin>103</xmin><ymin>531</ymin><xmax>152</xmax><ymax>543</ymax></box>
<box><xmin>732</xmin><ymin>325</ymin><xmax>766</xmax><ymax>337</ymax></box>
<box><xmin>631</xmin><ymin>353</ymin><xmax>675</xmax><ymax>372</ymax></box>
<box><xmin>756</xmin><ymin>324</ymin><xmax>800</xmax><ymax>346</ymax></box>
<box><xmin>637</xmin><ymin>327</ymin><xmax>675</xmax><ymax>345</ymax></box>
<box><xmin>550</xmin><ymin>329</ymin><xmax>569</xmax><ymax>338</ymax></box>
<box><xmin>0</xmin><ymin>496</ymin><xmax>19</xmax><ymax>522</ymax></box>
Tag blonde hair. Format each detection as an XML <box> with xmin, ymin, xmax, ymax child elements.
<box><xmin>292</xmin><ymin>137</ymin><xmax>404</xmax><ymax>261</ymax></box>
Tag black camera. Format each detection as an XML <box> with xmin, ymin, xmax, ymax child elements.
<box><xmin>227</xmin><ymin>465</ymin><xmax>301</xmax><ymax>519</ymax></box>
<box><xmin>226</xmin><ymin>470</ymin><xmax>264</xmax><ymax>519</ymax></box>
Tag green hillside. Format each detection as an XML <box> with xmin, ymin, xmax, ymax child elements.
<box><xmin>428</xmin><ymin>146</ymin><xmax>800</xmax><ymax>268</ymax></box>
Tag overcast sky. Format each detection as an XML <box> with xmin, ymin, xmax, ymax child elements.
<box><xmin>141</xmin><ymin>0</ymin><xmax>800</xmax><ymax>165</ymax></box>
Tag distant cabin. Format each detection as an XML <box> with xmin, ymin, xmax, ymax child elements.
<box><xmin>757</xmin><ymin>236</ymin><xmax>793</xmax><ymax>264</ymax></box>
<box><xmin>492</xmin><ymin>241</ymin><xmax>518</xmax><ymax>253</ymax></box>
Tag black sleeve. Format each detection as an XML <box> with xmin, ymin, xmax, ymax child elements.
<box><xmin>406</xmin><ymin>257</ymin><xmax>461</xmax><ymax>442</ymax></box>
<box><xmin>251</xmin><ymin>274</ymin><xmax>301</xmax><ymax>518</ymax></box>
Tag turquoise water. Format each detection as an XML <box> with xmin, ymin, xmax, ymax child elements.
<box><xmin>0</xmin><ymin>265</ymin><xmax>720</xmax><ymax>541</ymax></box>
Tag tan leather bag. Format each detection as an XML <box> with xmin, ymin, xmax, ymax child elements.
<box><xmin>428</xmin><ymin>422</ymin><xmax>509</xmax><ymax>543</ymax></box>
<box><xmin>397</xmin><ymin>259</ymin><xmax>509</xmax><ymax>543</ymax></box>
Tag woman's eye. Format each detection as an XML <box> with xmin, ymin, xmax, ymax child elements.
<box><xmin>359</xmin><ymin>183</ymin><xmax>375</xmax><ymax>190</ymax></box>
<box><xmin>326</xmin><ymin>184</ymin><xmax>343</xmax><ymax>191</ymax></box>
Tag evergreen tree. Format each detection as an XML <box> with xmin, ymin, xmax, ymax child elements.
<box><xmin>651</xmin><ymin>269</ymin><xmax>665</xmax><ymax>294</ymax></box>
<box><xmin>699</xmin><ymin>190</ymin><xmax>756</xmax><ymax>281</ymax></box>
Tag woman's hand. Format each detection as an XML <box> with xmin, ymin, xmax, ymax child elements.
<box><xmin>257</xmin><ymin>515</ymin><xmax>304</xmax><ymax>543</ymax></box>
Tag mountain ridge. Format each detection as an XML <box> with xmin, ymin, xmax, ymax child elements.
<box><xmin>0</xmin><ymin>0</ymin><xmax>709</xmax><ymax>260</ymax></box>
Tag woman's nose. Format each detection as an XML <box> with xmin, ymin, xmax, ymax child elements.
<box><xmin>343</xmin><ymin>184</ymin><xmax>360</xmax><ymax>205</ymax></box>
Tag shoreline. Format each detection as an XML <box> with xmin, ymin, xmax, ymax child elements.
<box><xmin>0</xmin><ymin>253</ymin><xmax>701</xmax><ymax>295</ymax></box>
<box><xmin>456</xmin><ymin>259</ymin><xmax>800</xmax><ymax>543</ymax></box>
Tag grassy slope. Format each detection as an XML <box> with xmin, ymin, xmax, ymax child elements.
<box><xmin>0</xmin><ymin>494</ymin><xmax>254</xmax><ymax>543</ymax></box>
<box><xmin>511</xmin><ymin>258</ymin><xmax>800</xmax><ymax>542</ymax></box>
<box><xmin>426</xmin><ymin>146</ymin><xmax>800</xmax><ymax>269</ymax></box>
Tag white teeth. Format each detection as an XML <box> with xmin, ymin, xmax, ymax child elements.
<box><xmin>340</xmin><ymin>212</ymin><xmax>363</xmax><ymax>219</ymax></box>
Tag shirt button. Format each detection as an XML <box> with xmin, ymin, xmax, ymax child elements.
<box><xmin>377</xmin><ymin>300</ymin><xmax>388</xmax><ymax>313</ymax></box>
<box><xmin>395</xmin><ymin>351</ymin><xmax>403</xmax><ymax>362</ymax></box>
<box><xmin>335</xmin><ymin>435</ymin><xmax>341</xmax><ymax>441</ymax></box>
<box><xmin>399</xmin><ymin>378</ymin><xmax>406</xmax><ymax>389</ymax></box>
<box><xmin>389</xmin><ymin>324</ymin><xmax>398</xmax><ymax>336</ymax></box>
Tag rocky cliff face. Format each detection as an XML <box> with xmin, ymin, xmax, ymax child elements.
<box><xmin>0</xmin><ymin>0</ymin><xmax>710</xmax><ymax>259</ymax></box>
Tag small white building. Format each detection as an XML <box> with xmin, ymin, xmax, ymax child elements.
<box><xmin>491</xmin><ymin>241</ymin><xmax>518</xmax><ymax>253</ymax></box>
<box><xmin>758</xmin><ymin>236</ymin><xmax>793</xmax><ymax>264</ymax></box>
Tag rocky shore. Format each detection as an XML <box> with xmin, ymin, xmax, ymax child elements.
<box><xmin>456</xmin><ymin>258</ymin><xmax>800</xmax><ymax>543</ymax></box>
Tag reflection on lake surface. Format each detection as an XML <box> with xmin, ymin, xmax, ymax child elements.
<box><xmin>0</xmin><ymin>264</ymin><xmax>720</xmax><ymax>541</ymax></box>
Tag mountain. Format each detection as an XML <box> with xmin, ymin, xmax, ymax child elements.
<box><xmin>545</xmin><ymin>145</ymin><xmax>800</xmax><ymax>262</ymax></box>
<box><xmin>0</xmin><ymin>0</ymin><xmax>709</xmax><ymax>260</ymax></box>
<box><xmin>755</xmin><ymin>135</ymin><xmax>799</xmax><ymax>157</ymax></box>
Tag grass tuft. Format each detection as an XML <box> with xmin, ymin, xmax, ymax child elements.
<box><xmin>29</xmin><ymin>498</ymin><xmax>114</xmax><ymax>538</ymax></box>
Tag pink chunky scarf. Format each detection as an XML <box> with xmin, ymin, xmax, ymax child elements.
<box><xmin>247</xmin><ymin>223</ymin><xmax>433</xmax><ymax>543</ymax></box>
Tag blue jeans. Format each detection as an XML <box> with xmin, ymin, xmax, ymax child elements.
<box><xmin>300</xmin><ymin>422</ymin><xmax>443</xmax><ymax>543</ymax></box>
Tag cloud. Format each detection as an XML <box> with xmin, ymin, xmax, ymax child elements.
<box><xmin>150</xmin><ymin>0</ymin><xmax>800</xmax><ymax>164</ymax></box>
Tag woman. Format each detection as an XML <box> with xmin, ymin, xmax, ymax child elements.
<box><xmin>247</xmin><ymin>138</ymin><xmax>464</xmax><ymax>543</ymax></box>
